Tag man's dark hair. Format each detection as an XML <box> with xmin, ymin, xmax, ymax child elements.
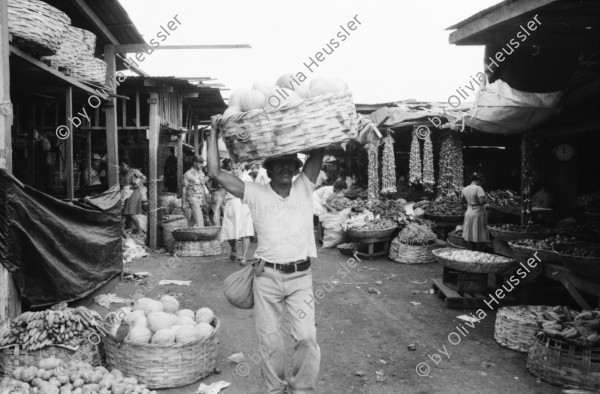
<box><xmin>333</xmin><ymin>179</ymin><xmax>347</xmax><ymax>191</ymax></box>
<box><xmin>245</xmin><ymin>164</ymin><xmax>252</xmax><ymax>171</ymax></box>
<box><xmin>470</xmin><ymin>172</ymin><xmax>482</xmax><ymax>183</ymax></box>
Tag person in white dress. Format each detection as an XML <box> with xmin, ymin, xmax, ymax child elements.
<box><xmin>220</xmin><ymin>162</ymin><xmax>255</xmax><ymax>265</ymax></box>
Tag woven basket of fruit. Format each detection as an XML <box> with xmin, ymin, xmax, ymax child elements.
<box><xmin>432</xmin><ymin>248</ymin><xmax>517</xmax><ymax>274</ymax></box>
<box><xmin>389</xmin><ymin>239</ymin><xmax>446</xmax><ymax>264</ymax></box>
<box><xmin>489</xmin><ymin>224</ymin><xmax>554</xmax><ymax>243</ymax></box>
<box><xmin>527</xmin><ymin>332</ymin><xmax>600</xmax><ymax>391</ymax></box>
<box><xmin>554</xmin><ymin>244</ymin><xmax>600</xmax><ymax>280</ymax></box>
<box><xmin>494</xmin><ymin>305</ymin><xmax>556</xmax><ymax>353</ymax></box>
<box><xmin>336</xmin><ymin>243</ymin><xmax>354</xmax><ymax>256</ymax></box>
<box><xmin>344</xmin><ymin>218</ymin><xmax>397</xmax><ymax>240</ymax></box>
<box><xmin>219</xmin><ymin>92</ymin><xmax>358</xmax><ymax>162</ymax></box>
<box><xmin>424</xmin><ymin>196</ymin><xmax>465</xmax><ymax>222</ymax></box>
<box><xmin>447</xmin><ymin>230</ymin><xmax>467</xmax><ymax>249</ymax></box>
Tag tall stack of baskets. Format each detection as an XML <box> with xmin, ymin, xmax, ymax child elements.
<box><xmin>389</xmin><ymin>238</ymin><xmax>446</xmax><ymax>264</ymax></box>
<box><xmin>7</xmin><ymin>0</ymin><xmax>107</xmax><ymax>84</ymax></box>
<box><xmin>7</xmin><ymin>0</ymin><xmax>70</xmax><ymax>56</ymax></box>
<box><xmin>173</xmin><ymin>227</ymin><xmax>223</xmax><ymax>257</ymax></box>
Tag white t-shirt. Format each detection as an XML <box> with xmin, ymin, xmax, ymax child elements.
<box><xmin>243</xmin><ymin>172</ymin><xmax>317</xmax><ymax>263</ymax></box>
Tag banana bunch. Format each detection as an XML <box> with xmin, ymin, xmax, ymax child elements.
<box><xmin>0</xmin><ymin>306</ymin><xmax>107</xmax><ymax>351</ymax></box>
<box><xmin>539</xmin><ymin>306</ymin><xmax>600</xmax><ymax>345</ymax></box>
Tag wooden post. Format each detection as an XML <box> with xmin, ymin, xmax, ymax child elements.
<box><xmin>104</xmin><ymin>44</ymin><xmax>119</xmax><ymax>187</ymax></box>
<box><xmin>85</xmin><ymin>131</ymin><xmax>92</xmax><ymax>186</ymax></box>
<box><xmin>148</xmin><ymin>93</ymin><xmax>159</xmax><ymax>249</ymax></box>
<box><xmin>135</xmin><ymin>90</ymin><xmax>140</xmax><ymax>128</ymax></box>
<box><xmin>192</xmin><ymin>119</ymin><xmax>199</xmax><ymax>155</ymax></box>
<box><xmin>177</xmin><ymin>134</ymin><xmax>183</xmax><ymax>198</ymax></box>
<box><xmin>65</xmin><ymin>87</ymin><xmax>74</xmax><ymax>199</ymax></box>
<box><xmin>0</xmin><ymin>0</ymin><xmax>20</xmax><ymax>330</ymax></box>
<box><xmin>26</xmin><ymin>106</ymin><xmax>36</xmax><ymax>186</ymax></box>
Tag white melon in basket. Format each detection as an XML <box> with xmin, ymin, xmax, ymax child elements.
<box><xmin>134</xmin><ymin>297</ymin><xmax>164</xmax><ymax>315</ymax></box>
<box><xmin>151</xmin><ymin>328</ymin><xmax>176</xmax><ymax>345</ymax></box>
<box><xmin>276</xmin><ymin>90</ymin><xmax>302</xmax><ymax>108</ymax></box>
<box><xmin>130</xmin><ymin>315</ymin><xmax>148</xmax><ymax>329</ymax></box>
<box><xmin>276</xmin><ymin>73</ymin><xmax>309</xmax><ymax>99</ymax></box>
<box><xmin>252</xmin><ymin>79</ymin><xmax>277</xmax><ymax>99</ymax></box>
<box><xmin>127</xmin><ymin>326</ymin><xmax>152</xmax><ymax>344</ymax></box>
<box><xmin>223</xmin><ymin>105</ymin><xmax>242</xmax><ymax>119</ymax></box>
<box><xmin>228</xmin><ymin>88</ymin><xmax>247</xmax><ymax>107</ymax></box>
<box><xmin>147</xmin><ymin>311</ymin><xmax>178</xmax><ymax>333</ymax></box>
<box><xmin>196</xmin><ymin>322</ymin><xmax>214</xmax><ymax>341</ymax></box>
<box><xmin>126</xmin><ymin>309</ymin><xmax>145</xmax><ymax>325</ymax></box>
<box><xmin>195</xmin><ymin>307</ymin><xmax>215</xmax><ymax>324</ymax></box>
<box><xmin>159</xmin><ymin>295</ymin><xmax>179</xmax><ymax>313</ymax></box>
<box><xmin>176</xmin><ymin>316</ymin><xmax>196</xmax><ymax>326</ymax></box>
<box><xmin>176</xmin><ymin>309</ymin><xmax>196</xmax><ymax>320</ymax></box>
<box><xmin>175</xmin><ymin>325</ymin><xmax>198</xmax><ymax>343</ymax></box>
<box><xmin>239</xmin><ymin>90</ymin><xmax>266</xmax><ymax>112</ymax></box>
<box><xmin>308</xmin><ymin>77</ymin><xmax>348</xmax><ymax>97</ymax></box>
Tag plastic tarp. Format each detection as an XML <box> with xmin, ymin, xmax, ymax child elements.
<box><xmin>463</xmin><ymin>78</ymin><xmax>562</xmax><ymax>134</ymax></box>
<box><xmin>0</xmin><ymin>170</ymin><xmax>123</xmax><ymax>307</ymax></box>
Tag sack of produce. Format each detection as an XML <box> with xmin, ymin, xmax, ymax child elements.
<box><xmin>223</xmin><ymin>265</ymin><xmax>255</xmax><ymax>309</ymax></box>
<box><xmin>321</xmin><ymin>209</ymin><xmax>352</xmax><ymax>248</ymax></box>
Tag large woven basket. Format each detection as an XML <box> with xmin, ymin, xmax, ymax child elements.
<box><xmin>173</xmin><ymin>226</ymin><xmax>221</xmax><ymax>241</ymax></box>
<box><xmin>104</xmin><ymin>318</ymin><xmax>220</xmax><ymax>389</ymax></box>
<box><xmin>160</xmin><ymin>215</ymin><xmax>187</xmax><ymax>253</ymax></box>
<box><xmin>220</xmin><ymin>92</ymin><xmax>358</xmax><ymax>162</ymax></box>
<box><xmin>389</xmin><ymin>239</ymin><xmax>446</xmax><ymax>264</ymax></box>
<box><xmin>0</xmin><ymin>342</ymin><xmax>104</xmax><ymax>377</ymax></box>
<box><xmin>489</xmin><ymin>227</ymin><xmax>551</xmax><ymax>242</ymax></box>
<box><xmin>447</xmin><ymin>230</ymin><xmax>467</xmax><ymax>249</ymax></box>
<box><xmin>556</xmin><ymin>247</ymin><xmax>600</xmax><ymax>280</ymax></box>
<box><xmin>174</xmin><ymin>240</ymin><xmax>223</xmax><ymax>257</ymax></box>
<box><xmin>42</xmin><ymin>26</ymin><xmax>96</xmax><ymax>69</ymax></box>
<box><xmin>508</xmin><ymin>242</ymin><xmax>561</xmax><ymax>265</ymax></box>
<box><xmin>494</xmin><ymin>306</ymin><xmax>555</xmax><ymax>353</ymax></box>
<box><xmin>7</xmin><ymin>0</ymin><xmax>70</xmax><ymax>56</ymax></box>
<box><xmin>70</xmin><ymin>58</ymin><xmax>107</xmax><ymax>84</ymax></box>
<box><xmin>347</xmin><ymin>226</ymin><xmax>397</xmax><ymax>240</ymax></box>
<box><xmin>526</xmin><ymin>332</ymin><xmax>600</xmax><ymax>391</ymax></box>
<box><xmin>432</xmin><ymin>248</ymin><xmax>517</xmax><ymax>274</ymax></box>
<box><xmin>424</xmin><ymin>212</ymin><xmax>464</xmax><ymax>222</ymax></box>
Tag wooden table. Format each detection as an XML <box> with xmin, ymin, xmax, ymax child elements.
<box><xmin>543</xmin><ymin>263</ymin><xmax>600</xmax><ymax>309</ymax></box>
<box><xmin>350</xmin><ymin>236</ymin><xmax>392</xmax><ymax>260</ymax></box>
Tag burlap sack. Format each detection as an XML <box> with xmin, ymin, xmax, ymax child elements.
<box><xmin>223</xmin><ymin>265</ymin><xmax>254</xmax><ymax>309</ymax></box>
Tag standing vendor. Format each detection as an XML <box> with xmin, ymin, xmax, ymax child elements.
<box><xmin>461</xmin><ymin>172</ymin><xmax>489</xmax><ymax>251</ymax></box>
<box><xmin>182</xmin><ymin>156</ymin><xmax>210</xmax><ymax>228</ymax></box>
<box><xmin>120</xmin><ymin>160</ymin><xmax>147</xmax><ymax>234</ymax></box>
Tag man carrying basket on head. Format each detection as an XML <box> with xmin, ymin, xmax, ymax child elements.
<box><xmin>207</xmin><ymin>115</ymin><xmax>323</xmax><ymax>394</ymax></box>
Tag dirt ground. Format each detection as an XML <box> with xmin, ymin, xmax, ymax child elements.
<box><xmin>83</xmin><ymin>241</ymin><xmax>564</xmax><ymax>394</ymax></box>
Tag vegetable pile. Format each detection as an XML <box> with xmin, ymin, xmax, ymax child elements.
<box><xmin>342</xmin><ymin>216</ymin><xmax>395</xmax><ymax>232</ymax></box>
<box><xmin>396</xmin><ymin>223</ymin><xmax>437</xmax><ymax>246</ymax></box>
<box><xmin>113</xmin><ymin>295</ymin><xmax>216</xmax><ymax>346</ymax></box>
<box><xmin>540</xmin><ymin>306</ymin><xmax>600</xmax><ymax>346</ymax></box>
<box><xmin>366</xmin><ymin>199</ymin><xmax>408</xmax><ymax>224</ymax></box>
<box><xmin>511</xmin><ymin>234</ymin><xmax>579</xmax><ymax>250</ymax></box>
<box><xmin>0</xmin><ymin>306</ymin><xmax>106</xmax><ymax>351</ymax></box>
<box><xmin>344</xmin><ymin>187</ymin><xmax>368</xmax><ymax>200</ymax></box>
<box><xmin>576</xmin><ymin>190</ymin><xmax>600</xmax><ymax>213</ymax></box>
<box><xmin>490</xmin><ymin>224</ymin><xmax>554</xmax><ymax>234</ymax></box>
<box><xmin>436</xmin><ymin>249</ymin><xmax>513</xmax><ymax>264</ymax></box>
<box><xmin>1</xmin><ymin>357</ymin><xmax>157</xmax><ymax>394</ymax></box>
<box><xmin>487</xmin><ymin>189</ymin><xmax>521</xmax><ymax>207</ymax></box>
<box><xmin>426</xmin><ymin>196</ymin><xmax>465</xmax><ymax>217</ymax></box>
<box><xmin>556</xmin><ymin>246</ymin><xmax>600</xmax><ymax>258</ymax></box>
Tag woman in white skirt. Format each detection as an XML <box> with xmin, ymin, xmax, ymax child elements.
<box><xmin>461</xmin><ymin>172</ymin><xmax>489</xmax><ymax>251</ymax></box>
<box><xmin>220</xmin><ymin>164</ymin><xmax>255</xmax><ymax>265</ymax></box>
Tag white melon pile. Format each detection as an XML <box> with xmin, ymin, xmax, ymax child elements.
<box><xmin>223</xmin><ymin>75</ymin><xmax>349</xmax><ymax>118</ymax></box>
<box><xmin>110</xmin><ymin>295</ymin><xmax>216</xmax><ymax>346</ymax></box>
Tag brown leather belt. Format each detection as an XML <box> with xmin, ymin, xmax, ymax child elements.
<box><xmin>263</xmin><ymin>259</ymin><xmax>311</xmax><ymax>274</ymax></box>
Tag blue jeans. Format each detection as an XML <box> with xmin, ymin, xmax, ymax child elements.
<box><xmin>253</xmin><ymin>267</ymin><xmax>321</xmax><ymax>394</ymax></box>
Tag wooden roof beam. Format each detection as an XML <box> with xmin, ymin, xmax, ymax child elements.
<box><xmin>448</xmin><ymin>0</ymin><xmax>560</xmax><ymax>45</ymax></box>
<box><xmin>113</xmin><ymin>44</ymin><xmax>252</xmax><ymax>52</ymax></box>
<box><xmin>72</xmin><ymin>0</ymin><xmax>120</xmax><ymax>45</ymax></box>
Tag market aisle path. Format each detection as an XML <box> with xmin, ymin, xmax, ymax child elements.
<box><xmin>90</xmin><ymin>243</ymin><xmax>561</xmax><ymax>394</ymax></box>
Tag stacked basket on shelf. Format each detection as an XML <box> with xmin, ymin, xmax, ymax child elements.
<box><xmin>7</xmin><ymin>0</ymin><xmax>70</xmax><ymax>56</ymax></box>
<box><xmin>104</xmin><ymin>296</ymin><xmax>219</xmax><ymax>389</ymax></box>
